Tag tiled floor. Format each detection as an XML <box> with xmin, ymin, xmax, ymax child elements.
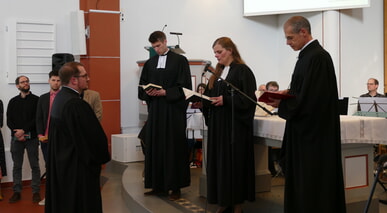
<box><xmin>0</xmin><ymin>161</ymin><xmax>130</xmax><ymax>213</ymax></box>
<box><xmin>2</xmin><ymin>160</ymin><xmax>387</xmax><ymax>213</ymax></box>
<box><xmin>122</xmin><ymin>161</ymin><xmax>387</xmax><ymax>213</ymax></box>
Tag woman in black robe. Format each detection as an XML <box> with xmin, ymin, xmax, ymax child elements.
<box><xmin>203</xmin><ymin>37</ymin><xmax>256</xmax><ymax>213</ymax></box>
<box><xmin>0</xmin><ymin>100</ymin><xmax>7</xmax><ymax>200</ymax></box>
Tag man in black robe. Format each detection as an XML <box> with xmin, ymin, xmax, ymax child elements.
<box><xmin>138</xmin><ymin>31</ymin><xmax>191</xmax><ymax>200</ymax></box>
<box><xmin>269</xmin><ymin>16</ymin><xmax>346</xmax><ymax>212</ymax></box>
<box><xmin>45</xmin><ymin>62</ymin><xmax>110</xmax><ymax>213</ymax></box>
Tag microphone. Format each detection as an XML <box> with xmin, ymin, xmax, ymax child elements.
<box><xmin>202</xmin><ymin>63</ymin><xmax>211</xmax><ymax>76</ymax></box>
<box><xmin>161</xmin><ymin>24</ymin><xmax>167</xmax><ymax>32</ymax></box>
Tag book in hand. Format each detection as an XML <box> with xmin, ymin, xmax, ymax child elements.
<box><xmin>258</xmin><ymin>91</ymin><xmax>295</xmax><ymax>103</ymax></box>
<box><xmin>139</xmin><ymin>83</ymin><xmax>162</xmax><ymax>90</ymax></box>
<box><xmin>182</xmin><ymin>87</ymin><xmax>212</xmax><ymax>103</ymax></box>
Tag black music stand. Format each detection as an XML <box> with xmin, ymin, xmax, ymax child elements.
<box><xmin>359</xmin><ymin>97</ymin><xmax>387</xmax><ymax>113</ymax></box>
<box><xmin>364</xmin><ymin>154</ymin><xmax>387</xmax><ymax>213</ymax></box>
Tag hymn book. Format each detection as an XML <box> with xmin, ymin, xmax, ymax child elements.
<box><xmin>182</xmin><ymin>87</ymin><xmax>212</xmax><ymax>103</ymax></box>
<box><xmin>139</xmin><ymin>83</ymin><xmax>163</xmax><ymax>90</ymax></box>
<box><xmin>258</xmin><ymin>91</ymin><xmax>295</xmax><ymax>103</ymax></box>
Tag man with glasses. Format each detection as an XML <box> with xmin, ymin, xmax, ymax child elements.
<box><xmin>357</xmin><ymin>78</ymin><xmax>385</xmax><ymax>111</ymax></box>
<box><xmin>45</xmin><ymin>62</ymin><xmax>110</xmax><ymax>213</ymax></box>
<box><xmin>360</xmin><ymin>78</ymin><xmax>385</xmax><ymax>98</ymax></box>
<box><xmin>7</xmin><ymin>75</ymin><xmax>41</xmax><ymax>203</ymax></box>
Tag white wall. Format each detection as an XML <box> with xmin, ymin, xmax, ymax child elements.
<box><xmin>0</xmin><ymin>0</ymin><xmax>78</xmax><ymax>182</ymax></box>
<box><xmin>120</xmin><ymin>0</ymin><xmax>384</xmax><ymax>131</ymax></box>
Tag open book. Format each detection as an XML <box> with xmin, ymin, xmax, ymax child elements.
<box><xmin>258</xmin><ymin>91</ymin><xmax>295</xmax><ymax>103</ymax></box>
<box><xmin>139</xmin><ymin>83</ymin><xmax>162</xmax><ymax>90</ymax></box>
<box><xmin>183</xmin><ymin>87</ymin><xmax>212</xmax><ymax>103</ymax></box>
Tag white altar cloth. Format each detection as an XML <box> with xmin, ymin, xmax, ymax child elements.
<box><xmin>254</xmin><ymin>115</ymin><xmax>387</xmax><ymax>145</ymax></box>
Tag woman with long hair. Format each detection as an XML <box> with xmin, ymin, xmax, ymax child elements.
<box><xmin>203</xmin><ymin>37</ymin><xmax>256</xmax><ymax>213</ymax></box>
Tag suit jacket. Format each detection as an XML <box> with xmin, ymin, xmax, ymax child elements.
<box><xmin>83</xmin><ymin>90</ymin><xmax>103</xmax><ymax>121</ymax></box>
<box><xmin>36</xmin><ymin>92</ymin><xmax>50</xmax><ymax>136</ymax></box>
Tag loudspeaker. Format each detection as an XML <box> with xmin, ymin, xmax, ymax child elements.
<box><xmin>52</xmin><ymin>53</ymin><xmax>75</xmax><ymax>71</ymax></box>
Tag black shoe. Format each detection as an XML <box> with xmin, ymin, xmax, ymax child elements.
<box><xmin>168</xmin><ymin>189</ymin><xmax>181</xmax><ymax>201</ymax></box>
<box><xmin>9</xmin><ymin>192</ymin><xmax>21</xmax><ymax>203</ymax></box>
<box><xmin>32</xmin><ymin>193</ymin><xmax>41</xmax><ymax>203</ymax></box>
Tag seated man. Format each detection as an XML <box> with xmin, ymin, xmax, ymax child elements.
<box><xmin>357</xmin><ymin>78</ymin><xmax>385</xmax><ymax>111</ymax></box>
<box><xmin>255</xmin><ymin>81</ymin><xmax>279</xmax><ymax>116</ymax></box>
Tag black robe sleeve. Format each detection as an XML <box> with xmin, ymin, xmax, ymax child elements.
<box><xmin>63</xmin><ymin>99</ymin><xmax>110</xmax><ymax>166</ymax></box>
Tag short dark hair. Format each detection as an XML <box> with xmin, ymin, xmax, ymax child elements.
<box><xmin>59</xmin><ymin>62</ymin><xmax>83</xmax><ymax>85</ymax></box>
<box><xmin>286</xmin><ymin>16</ymin><xmax>311</xmax><ymax>34</ymax></box>
<box><xmin>370</xmin><ymin>78</ymin><xmax>379</xmax><ymax>85</ymax></box>
<box><xmin>148</xmin><ymin>31</ymin><xmax>166</xmax><ymax>43</ymax></box>
<box><xmin>266</xmin><ymin>81</ymin><xmax>279</xmax><ymax>90</ymax></box>
<box><xmin>15</xmin><ymin>75</ymin><xmax>28</xmax><ymax>85</ymax></box>
<box><xmin>49</xmin><ymin>70</ymin><xmax>59</xmax><ymax>78</ymax></box>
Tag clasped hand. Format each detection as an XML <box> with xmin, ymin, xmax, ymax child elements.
<box><xmin>14</xmin><ymin>129</ymin><xmax>26</xmax><ymax>141</ymax></box>
<box><xmin>146</xmin><ymin>88</ymin><xmax>166</xmax><ymax>96</ymax></box>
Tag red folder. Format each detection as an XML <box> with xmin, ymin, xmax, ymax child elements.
<box><xmin>258</xmin><ymin>91</ymin><xmax>295</xmax><ymax>103</ymax></box>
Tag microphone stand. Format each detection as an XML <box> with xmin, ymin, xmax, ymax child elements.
<box><xmin>364</xmin><ymin>155</ymin><xmax>387</xmax><ymax>213</ymax></box>
<box><xmin>204</xmin><ymin>68</ymin><xmax>272</xmax><ymax>211</ymax></box>
<box><xmin>204</xmin><ymin>69</ymin><xmax>274</xmax><ymax>116</ymax></box>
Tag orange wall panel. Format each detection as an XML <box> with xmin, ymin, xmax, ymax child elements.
<box><xmin>101</xmin><ymin>100</ymin><xmax>121</xmax><ymax>153</ymax></box>
<box><xmin>80</xmin><ymin>0</ymin><xmax>119</xmax><ymax>11</ymax></box>
<box><xmin>87</xmin><ymin>13</ymin><xmax>120</xmax><ymax>57</ymax></box>
<box><xmin>86</xmin><ymin>58</ymin><xmax>120</xmax><ymax>100</ymax></box>
<box><xmin>80</xmin><ymin>0</ymin><xmax>121</xmax><ymax>152</ymax></box>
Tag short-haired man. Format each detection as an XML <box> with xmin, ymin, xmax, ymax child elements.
<box><xmin>7</xmin><ymin>75</ymin><xmax>41</xmax><ymax>203</ymax></box>
<box><xmin>139</xmin><ymin>31</ymin><xmax>192</xmax><ymax>200</ymax></box>
<box><xmin>266</xmin><ymin>81</ymin><xmax>279</xmax><ymax>92</ymax></box>
<box><xmin>45</xmin><ymin>62</ymin><xmax>110</xmax><ymax>213</ymax></box>
<box><xmin>35</xmin><ymin>70</ymin><xmax>61</xmax><ymax>205</ymax></box>
<box><xmin>269</xmin><ymin>16</ymin><xmax>346</xmax><ymax>212</ymax></box>
<box><xmin>360</xmin><ymin>78</ymin><xmax>385</xmax><ymax>97</ymax></box>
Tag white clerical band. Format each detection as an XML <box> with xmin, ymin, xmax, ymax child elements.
<box><xmin>157</xmin><ymin>55</ymin><xmax>167</xmax><ymax>69</ymax></box>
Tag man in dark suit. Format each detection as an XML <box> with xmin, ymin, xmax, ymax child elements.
<box><xmin>35</xmin><ymin>70</ymin><xmax>60</xmax><ymax>205</ymax></box>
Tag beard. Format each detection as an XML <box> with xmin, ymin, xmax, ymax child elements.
<box><xmin>19</xmin><ymin>87</ymin><xmax>30</xmax><ymax>93</ymax></box>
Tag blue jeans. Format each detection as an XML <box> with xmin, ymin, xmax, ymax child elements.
<box><xmin>10</xmin><ymin>138</ymin><xmax>41</xmax><ymax>193</ymax></box>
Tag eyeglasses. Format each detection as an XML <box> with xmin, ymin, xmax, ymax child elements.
<box><xmin>74</xmin><ymin>74</ymin><xmax>88</xmax><ymax>78</ymax></box>
<box><xmin>19</xmin><ymin>80</ymin><xmax>30</xmax><ymax>84</ymax></box>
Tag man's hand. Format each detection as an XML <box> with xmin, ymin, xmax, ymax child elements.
<box><xmin>14</xmin><ymin>129</ymin><xmax>25</xmax><ymax>138</ymax></box>
<box><xmin>39</xmin><ymin>135</ymin><xmax>48</xmax><ymax>143</ymax></box>
<box><xmin>146</xmin><ymin>88</ymin><xmax>166</xmax><ymax>96</ymax></box>
<box><xmin>266</xmin><ymin>89</ymin><xmax>289</xmax><ymax>108</ymax></box>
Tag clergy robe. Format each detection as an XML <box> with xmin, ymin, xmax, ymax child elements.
<box><xmin>0</xmin><ymin>100</ymin><xmax>6</xmax><ymax>177</ymax></box>
<box><xmin>203</xmin><ymin>63</ymin><xmax>256</xmax><ymax>206</ymax></box>
<box><xmin>278</xmin><ymin>40</ymin><xmax>346</xmax><ymax>213</ymax></box>
<box><xmin>138</xmin><ymin>50</ymin><xmax>192</xmax><ymax>191</ymax></box>
<box><xmin>45</xmin><ymin>86</ymin><xmax>110</xmax><ymax>213</ymax></box>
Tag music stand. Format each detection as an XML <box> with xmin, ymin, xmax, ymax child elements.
<box><xmin>359</xmin><ymin>97</ymin><xmax>387</xmax><ymax>113</ymax></box>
